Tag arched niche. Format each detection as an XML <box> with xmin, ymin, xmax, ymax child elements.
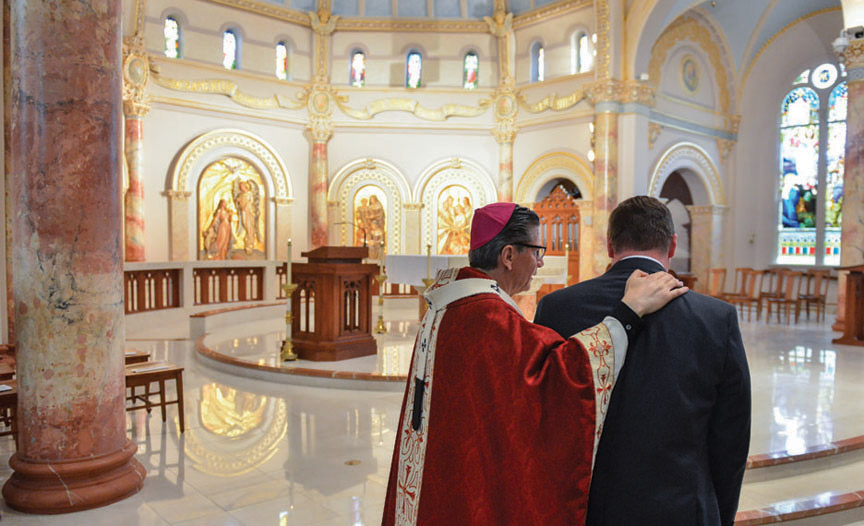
<box><xmin>165</xmin><ymin>129</ymin><xmax>293</xmax><ymax>261</ymax></box>
<box><xmin>414</xmin><ymin>158</ymin><xmax>497</xmax><ymax>255</ymax></box>
<box><xmin>648</xmin><ymin>141</ymin><xmax>727</xmax><ymax>291</ymax></box>
<box><xmin>328</xmin><ymin>158</ymin><xmax>411</xmax><ymax>256</ymax></box>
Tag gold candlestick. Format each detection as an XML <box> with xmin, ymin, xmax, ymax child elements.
<box><xmin>425</xmin><ymin>244</ymin><xmax>432</xmax><ymax>280</ymax></box>
<box><xmin>563</xmin><ymin>242</ymin><xmax>571</xmax><ymax>286</ymax></box>
<box><xmin>280</xmin><ymin>278</ymin><xmax>299</xmax><ymax>361</ymax></box>
<box><xmin>374</xmin><ymin>273</ymin><xmax>388</xmax><ymax>334</ymax></box>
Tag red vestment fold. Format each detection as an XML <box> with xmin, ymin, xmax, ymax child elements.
<box><xmin>382</xmin><ymin>267</ymin><xmax>615</xmax><ymax>526</ymax></box>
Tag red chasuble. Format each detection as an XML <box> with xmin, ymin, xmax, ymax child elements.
<box><xmin>382</xmin><ymin>267</ymin><xmax>617</xmax><ymax>526</ymax></box>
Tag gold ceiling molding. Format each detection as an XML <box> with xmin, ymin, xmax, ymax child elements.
<box><xmin>512</xmin><ymin>0</ymin><xmax>591</xmax><ymax>29</ymax></box>
<box><xmin>334</xmin><ymin>95</ymin><xmax>490</xmax><ymax>121</ymax></box>
<box><xmin>151</xmin><ymin>73</ymin><xmax>308</xmax><ymax>111</ymax></box>
<box><xmin>336</xmin><ymin>18</ymin><xmax>488</xmax><ymax>32</ymax></box>
<box><xmin>596</xmin><ymin>0</ymin><xmax>611</xmax><ymax>81</ymax></box>
<box><xmin>205</xmin><ymin>0</ymin><xmax>310</xmax><ymax>26</ymax></box>
<box><xmin>517</xmin><ymin>89</ymin><xmax>588</xmax><ymax>113</ymax></box>
<box><xmin>647</xmin><ymin>15</ymin><xmax>732</xmax><ymax>116</ymax></box>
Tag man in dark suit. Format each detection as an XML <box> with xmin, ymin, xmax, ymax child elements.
<box><xmin>534</xmin><ymin>196</ymin><xmax>750</xmax><ymax>526</ymax></box>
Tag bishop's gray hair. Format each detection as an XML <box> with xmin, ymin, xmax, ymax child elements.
<box><xmin>468</xmin><ymin>205</ymin><xmax>540</xmax><ymax>271</ymax></box>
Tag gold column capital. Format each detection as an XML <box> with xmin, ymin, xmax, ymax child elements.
<box><xmin>122</xmin><ymin>35</ymin><xmax>152</xmax><ymax>117</ymax></box>
<box><xmin>586</xmin><ymin>79</ymin><xmax>655</xmax><ymax>106</ymax></box>
<box><xmin>842</xmin><ymin>38</ymin><xmax>864</xmax><ymax>72</ymax></box>
<box><xmin>163</xmin><ymin>190</ymin><xmax>192</xmax><ymax>201</ymax></box>
<box><xmin>492</xmin><ymin>87</ymin><xmax>518</xmax><ymax>143</ymax></box>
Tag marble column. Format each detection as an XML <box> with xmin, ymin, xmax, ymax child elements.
<box><xmin>497</xmin><ymin>139</ymin><xmax>514</xmax><ymax>202</ymax></box>
<box><xmin>123</xmin><ymin>113</ymin><xmax>146</xmax><ymax>261</ymax></box>
<box><xmin>687</xmin><ymin>205</ymin><xmax>726</xmax><ymax>294</ymax></box>
<box><xmin>310</xmin><ymin>140</ymin><xmax>329</xmax><ymax>247</ymax></box>
<box><xmin>403</xmin><ymin>203</ymin><xmax>423</xmax><ymax>254</ymax></box>
<box><xmin>591</xmin><ymin>111</ymin><xmax>619</xmax><ymax>276</ymax></box>
<box><xmin>577</xmin><ymin>202</ymin><xmax>595</xmax><ymax>281</ymax></box>
<box><xmin>3</xmin><ymin>0</ymin><xmax>145</xmax><ymax>513</ymax></box>
<box><xmin>836</xmin><ymin>38</ymin><xmax>864</xmax><ymax>331</ymax></box>
<box><xmin>166</xmin><ymin>190</ymin><xmax>192</xmax><ymax>261</ymax></box>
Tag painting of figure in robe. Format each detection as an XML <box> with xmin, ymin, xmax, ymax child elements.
<box><xmin>437</xmin><ymin>185</ymin><xmax>472</xmax><ymax>255</ymax></box>
<box><xmin>198</xmin><ymin>157</ymin><xmax>267</xmax><ymax>260</ymax></box>
<box><xmin>353</xmin><ymin>185</ymin><xmax>387</xmax><ymax>260</ymax></box>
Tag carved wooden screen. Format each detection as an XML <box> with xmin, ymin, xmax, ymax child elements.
<box><xmin>534</xmin><ymin>185</ymin><xmax>580</xmax><ymax>284</ymax></box>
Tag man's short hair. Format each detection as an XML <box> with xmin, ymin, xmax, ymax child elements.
<box><xmin>608</xmin><ymin>196</ymin><xmax>675</xmax><ymax>254</ymax></box>
<box><xmin>468</xmin><ymin>205</ymin><xmax>539</xmax><ymax>270</ymax></box>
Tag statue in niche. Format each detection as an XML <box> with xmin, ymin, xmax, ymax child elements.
<box><xmin>437</xmin><ymin>187</ymin><xmax>472</xmax><ymax>255</ymax></box>
<box><xmin>198</xmin><ymin>157</ymin><xmax>266</xmax><ymax>260</ymax></box>
<box><xmin>203</xmin><ymin>198</ymin><xmax>234</xmax><ymax>260</ymax></box>
<box><xmin>354</xmin><ymin>192</ymin><xmax>386</xmax><ymax>259</ymax></box>
<box><xmin>233</xmin><ymin>179</ymin><xmax>262</xmax><ymax>255</ymax></box>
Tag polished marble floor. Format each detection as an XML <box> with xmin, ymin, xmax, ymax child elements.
<box><xmin>1</xmin><ymin>299</ymin><xmax>864</xmax><ymax>524</ymax></box>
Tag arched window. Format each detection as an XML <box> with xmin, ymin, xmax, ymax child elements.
<box><xmin>275</xmin><ymin>42</ymin><xmax>289</xmax><ymax>80</ymax></box>
<box><xmin>350</xmin><ymin>50</ymin><xmax>366</xmax><ymax>87</ymax></box>
<box><xmin>777</xmin><ymin>63</ymin><xmax>846</xmax><ymax>265</ymax></box>
<box><xmin>530</xmin><ymin>41</ymin><xmax>544</xmax><ymax>82</ymax></box>
<box><xmin>406</xmin><ymin>50</ymin><xmax>422</xmax><ymax>88</ymax></box>
<box><xmin>222</xmin><ymin>30</ymin><xmax>239</xmax><ymax>70</ymax></box>
<box><xmin>463</xmin><ymin>52</ymin><xmax>479</xmax><ymax>90</ymax></box>
<box><xmin>578</xmin><ymin>33</ymin><xmax>592</xmax><ymax>72</ymax></box>
<box><xmin>164</xmin><ymin>16</ymin><xmax>181</xmax><ymax>58</ymax></box>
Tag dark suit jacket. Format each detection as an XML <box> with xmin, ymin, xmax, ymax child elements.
<box><xmin>534</xmin><ymin>257</ymin><xmax>751</xmax><ymax>526</ymax></box>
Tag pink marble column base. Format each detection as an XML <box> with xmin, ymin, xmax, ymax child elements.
<box><xmin>2</xmin><ymin>440</ymin><xmax>144</xmax><ymax>514</ymax></box>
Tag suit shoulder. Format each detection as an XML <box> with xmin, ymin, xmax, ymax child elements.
<box><xmin>677</xmin><ymin>290</ymin><xmax>735</xmax><ymax>314</ymax></box>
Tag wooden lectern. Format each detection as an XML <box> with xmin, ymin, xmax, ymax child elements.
<box><xmin>290</xmin><ymin>246</ymin><xmax>379</xmax><ymax>361</ymax></box>
<box><xmin>833</xmin><ymin>264</ymin><xmax>864</xmax><ymax>347</ymax></box>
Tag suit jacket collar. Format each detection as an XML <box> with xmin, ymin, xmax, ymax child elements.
<box><xmin>607</xmin><ymin>257</ymin><xmax>666</xmax><ymax>276</ymax></box>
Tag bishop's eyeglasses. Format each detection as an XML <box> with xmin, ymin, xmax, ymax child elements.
<box><xmin>513</xmin><ymin>243</ymin><xmax>546</xmax><ymax>260</ymax></box>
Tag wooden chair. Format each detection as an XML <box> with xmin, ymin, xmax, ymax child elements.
<box><xmin>728</xmin><ymin>269</ymin><xmax>764</xmax><ymax>321</ymax></box>
<box><xmin>125</xmin><ymin>362</ymin><xmax>185</xmax><ymax>433</ymax></box>
<box><xmin>0</xmin><ymin>380</ymin><xmax>17</xmax><ymax>448</ymax></box>
<box><xmin>724</xmin><ymin>267</ymin><xmax>753</xmax><ymax>302</ymax></box>
<box><xmin>799</xmin><ymin>269</ymin><xmax>831</xmax><ymax>322</ymax></box>
<box><xmin>706</xmin><ymin>268</ymin><xmax>727</xmax><ymax>299</ymax></box>
<box><xmin>766</xmin><ymin>270</ymin><xmax>804</xmax><ymax>324</ymax></box>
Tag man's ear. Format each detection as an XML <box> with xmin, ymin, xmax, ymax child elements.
<box><xmin>607</xmin><ymin>238</ymin><xmax>615</xmax><ymax>259</ymax></box>
<box><xmin>500</xmin><ymin>245</ymin><xmax>515</xmax><ymax>271</ymax></box>
<box><xmin>668</xmin><ymin>234</ymin><xmax>678</xmax><ymax>259</ymax></box>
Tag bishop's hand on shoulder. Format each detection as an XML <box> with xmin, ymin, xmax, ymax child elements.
<box><xmin>621</xmin><ymin>270</ymin><xmax>688</xmax><ymax>317</ymax></box>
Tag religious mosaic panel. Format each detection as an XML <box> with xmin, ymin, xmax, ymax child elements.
<box><xmin>353</xmin><ymin>185</ymin><xmax>387</xmax><ymax>260</ymax></box>
<box><xmin>198</xmin><ymin>157</ymin><xmax>267</xmax><ymax>260</ymax></box>
<box><xmin>436</xmin><ymin>185</ymin><xmax>473</xmax><ymax>255</ymax></box>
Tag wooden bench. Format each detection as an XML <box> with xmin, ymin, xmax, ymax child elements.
<box><xmin>125</xmin><ymin>362</ymin><xmax>185</xmax><ymax>433</ymax></box>
<box><xmin>124</xmin><ymin>349</ymin><xmax>151</xmax><ymax>365</ymax></box>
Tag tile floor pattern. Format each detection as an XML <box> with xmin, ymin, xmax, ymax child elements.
<box><xmin>2</xmin><ymin>300</ymin><xmax>864</xmax><ymax>524</ymax></box>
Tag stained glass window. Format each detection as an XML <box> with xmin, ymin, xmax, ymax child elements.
<box><xmin>350</xmin><ymin>50</ymin><xmax>366</xmax><ymax>87</ymax></box>
<box><xmin>825</xmin><ymin>82</ymin><xmax>847</xmax><ymax>265</ymax></box>
<box><xmin>777</xmin><ymin>65</ymin><xmax>845</xmax><ymax>265</ymax></box>
<box><xmin>463</xmin><ymin>52</ymin><xmax>478</xmax><ymax>90</ymax></box>
<box><xmin>223</xmin><ymin>30</ymin><xmax>238</xmax><ymax>70</ymax></box>
<box><xmin>164</xmin><ymin>17</ymin><xmax>180</xmax><ymax>58</ymax></box>
<box><xmin>406</xmin><ymin>51</ymin><xmax>422</xmax><ymax>89</ymax></box>
<box><xmin>276</xmin><ymin>42</ymin><xmax>288</xmax><ymax>80</ymax></box>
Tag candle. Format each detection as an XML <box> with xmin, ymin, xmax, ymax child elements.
<box><xmin>287</xmin><ymin>238</ymin><xmax>292</xmax><ymax>279</ymax></box>
<box><xmin>426</xmin><ymin>244</ymin><xmax>432</xmax><ymax>280</ymax></box>
<box><xmin>380</xmin><ymin>240</ymin><xmax>386</xmax><ymax>272</ymax></box>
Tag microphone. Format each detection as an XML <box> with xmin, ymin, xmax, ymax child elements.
<box><xmin>335</xmin><ymin>221</ymin><xmax>367</xmax><ymax>247</ymax></box>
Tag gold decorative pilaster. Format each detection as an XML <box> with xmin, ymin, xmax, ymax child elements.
<box><xmin>309</xmin><ymin>0</ymin><xmax>338</xmax><ymax>83</ymax></box>
<box><xmin>595</xmin><ymin>0</ymin><xmax>611</xmax><ymax>81</ymax></box>
<box><xmin>484</xmin><ymin>0</ymin><xmax>514</xmax><ymax>86</ymax></box>
<box><xmin>492</xmin><ymin>87</ymin><xmax>518</xmax><ymax>202</ymax></box>
<box><xmin>121</xmin><ymin>0</ymin><xmax>151</xmax><ymax>262</ymax></box>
